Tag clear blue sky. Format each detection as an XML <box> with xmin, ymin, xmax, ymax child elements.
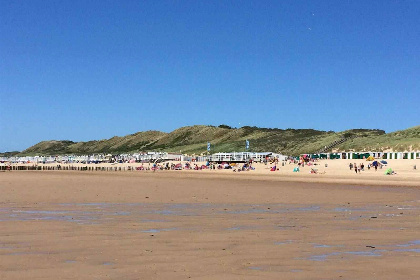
<box><xmin>1</xmin><ymin>0</ymin><xmax>419</xmax><ymax>151</ymax></box>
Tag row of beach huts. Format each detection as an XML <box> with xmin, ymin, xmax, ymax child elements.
<box><xmin>302</xmin><ymin>151</ymin><xmax>420</xmax><ymax>160</ymax></box>
<box><xmin>0</xmin><ymin>152</ymin><xmax>288</xmax><ymax>164</ymax></box>
<box><xmin>1</xmin><ymin>151</ymin><xmax>419</xmax><ymax>165</ymax></box>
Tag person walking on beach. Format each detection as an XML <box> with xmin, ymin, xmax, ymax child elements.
<box><xmin>349</xmin><ymin>163</ymin><xmax>353</xmax><ymax>170</ymax></box>
<box><xmin>372</xmin><ymin>160</ymin><xmax>378</xmax><ymax>171</ymax></box>
<box><xmin>354</xmin><ymin>163</ymin><xmax>358</xmax><ymax>174</ymax></box>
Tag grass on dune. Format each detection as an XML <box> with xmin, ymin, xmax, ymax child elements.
<box><xmin>15</xmin><ymin>125</ymin><xmax>419</xmax><ymax>157</ymax></box>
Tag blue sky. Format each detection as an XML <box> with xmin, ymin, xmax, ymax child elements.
<box><xmin>1</xmin><ymin>0</ymin><xmax>419</xmax><ymax>151</ymax></box>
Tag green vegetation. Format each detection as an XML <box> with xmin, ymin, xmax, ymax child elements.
<box><xmin>335</xmin><ymin>126</ymin><xmax>420</xmax><ymax>152</ymax></box>
<box><xmin>0</xmin><ymin>151</ymin><xmax>20</xmax><ymax>157</ymax></box>
<box><xmin>218</xmin><ymin>124</ymin><xmax>232</xmax><ymax>129</ymax></box>
<box><xmin>16</xmin><ymin>125</ymin><xmax>419</xmax><ymax>157</ymax></box>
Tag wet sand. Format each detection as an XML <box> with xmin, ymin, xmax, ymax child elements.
<box><xmin>0</xmin><ymin>171</ymin><xmax>419</xmax><ymax>279</ymax></box>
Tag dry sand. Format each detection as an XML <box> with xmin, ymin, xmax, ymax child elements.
<box><xmin>6</xmin><ymin>158</ymin><xmax>419</xmax><ymax>186</ymax></box>
<box><xmin>0</xmin><ymin>167</ymin><xmax>419</xmax><ymax>279</ymax></box>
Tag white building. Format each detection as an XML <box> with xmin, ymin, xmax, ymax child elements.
<box><xmin>209</xmin><ymin>152</ymin><xmax>288</xmax><ymax>162</ymax></box>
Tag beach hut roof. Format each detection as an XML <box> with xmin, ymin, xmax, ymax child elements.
<box><xmin>254</xmin><ymin>152</ymin><xmax>272</xmax><ymax>156</ymax></box>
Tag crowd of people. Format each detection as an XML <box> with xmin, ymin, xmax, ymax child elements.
<box><xmin>349</xmin><ymin>161</ymin><xmax>382</xmax><ymax>174</ymax></box>
<box><xmin>131</xmin><ymin>160</ymin><xmax>257</xmax><ymax>172</ymax></box>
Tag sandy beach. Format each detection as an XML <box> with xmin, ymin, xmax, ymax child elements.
<box><xmin>3</xmin><ymin>0</ymin><xmax>419</xmax><ymax>279</ymax></box>
<box><xmin>3</xmin><ymin>158</ymin><xmax>419</xmax><ymax>186</ymax></box>
<box><xmin>0</xmin><ymin>167</ymin><xmax>419</xmax><ymax>280</ymax></box>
